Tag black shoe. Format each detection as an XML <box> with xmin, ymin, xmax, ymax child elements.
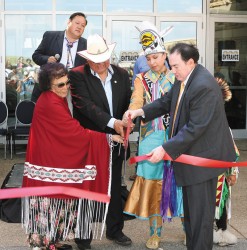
<box><xmin>106</xmin><ymin>233</ymin><xmax>132</xmax><ymax>246</ymax></box>
<box><xmin>76</xmin><ymin>243</ymin><xmax>91</xmax><ymax>250</ymax></box>
<box><xmin>56</xmin><ymin>244</ymin><xmax>73</xmax><ymax>250</ymax></box>
<box><xmin>75</xmin><ymin>236</ymin><xmax>92</xmax><ymax>250</ymax></box>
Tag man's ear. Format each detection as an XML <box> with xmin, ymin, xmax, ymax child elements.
<box><xmin>188</xmin><ymin>58</ymin><xmax>195</xmax><ymax>66</ymax></box>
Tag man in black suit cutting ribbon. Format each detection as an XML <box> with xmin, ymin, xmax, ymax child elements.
<box><xmin>123</xmin><ymin>43</ymin><xmax>236</xmax><ymax>250</ymax></box>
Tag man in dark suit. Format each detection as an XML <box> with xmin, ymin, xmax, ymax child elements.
<box><xmin>32</xmin><ymin>12</ymin><xmax>87</xmax><ymax>68</ymax></box>
<box><xmin>31</xmin><ymin>12</ymin><xmax>87</xmax><ymax>108</ymax></box>
<box><xmin>123</xmin><ymin>43</ymin><xmax>236</xmax><ymax>250</ymax></box>
<box><xmin>69</xmin><ymin>34</ymin><xmax>132</xmax><ymax>249</ymax></box>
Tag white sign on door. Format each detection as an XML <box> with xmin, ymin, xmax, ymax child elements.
<box><xmin>222</xmin><ymin>50</ymin><xmax>239</xmax><ymax>61</ymax></box>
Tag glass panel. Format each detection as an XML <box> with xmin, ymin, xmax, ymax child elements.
<box><xmin>111</xmin><ymin>20</ymin><xmax>143</xmax><ymax>64</ymax></box>
<box><xmin>111</xmin><ymin>20</ymin><xmax>197</xmax><ymax>86</ymax></box>
<box><xmin>5</xmin><ymin>15</ymin><xmax>52</xmax><ymax>116</ymax></box>
<box><xmin>214</xmin><ymin>22</ymin><xmax>247</xmax><ymax>129</ymax></box>
<box><xmin>56</xmin><ymin>15</ymin><xmax>103</xmax><ymax>38</ymax></box>
<box><xmin>111</xmin><ymin>20</ymin><xmax>147</xmax><ymax>85</ymax></box>
<box><xmin>157</xmin><ymin>0</ymin><xmax>202</xmax><ymax>13</ymax></box>
<box><xmin>160</xmin><ymin>22</ymin><xmax>197</xmax><ymax>51</ymax></box>
<box><xmin>107</xmin><ymin>0</ymin><xmax>152</xmax><ymax>12</ymax></box>
<box><xmin>4</xmin><ymin>0</ymin><xmax>52</xmax><ymax>11</ymax></box>
<box><xmin>56</xmin><ymin>0</ymin><xmax>102</xmax><ymax>12</ymax></box>
<box><xmin>210</xmin><ymin>0</ymin><xmax>247</xmax><ymax>14</ymax></box>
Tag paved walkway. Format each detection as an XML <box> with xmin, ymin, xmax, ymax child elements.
<box><xmin>0</xmin><ymin>140</ymin><xmax>247</xmax><ymax>249</ymax></box>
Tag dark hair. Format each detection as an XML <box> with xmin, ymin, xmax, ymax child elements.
<box><xmin>170</xmin><ymin>43</ymin><xmax>199</xmax><ymax>63</ymax></box>
<box><xmin>38</xmin><ymin>63</ymin><xmax>68</xmax><ymax>91</ymax></box>
<box><xmin>69</xmin><ymin>12</ymin><xmax>87</xmax><ymax>25</ymax></box>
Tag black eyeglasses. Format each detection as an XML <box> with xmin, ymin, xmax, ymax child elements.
<box><xmin>52</xmin><ymin>79</ymin><xmax>70</xmax><ymax>88</ymax></box>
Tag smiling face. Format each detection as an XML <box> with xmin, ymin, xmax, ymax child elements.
<box><xmin>146</xmin><ymin>52</ymin><xmax>167</xmax><ymax>74</ymax></box>
<box><xmin>169</xmin><ymin>52</ymin><xmax>195</xmax><ymax>82</ymax></box>
<box><xmin>50</xmin><ymin>75</ymin><xmax>70</xmax><ymax>98</ymax></box>
<box><xmin>67</xmin><ymin>15</ymin><xmax>87</xmax><ymax>40</ymax></box>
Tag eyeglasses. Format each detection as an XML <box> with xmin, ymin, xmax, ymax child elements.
<box><xmin>52</xmin><ymin>79</ymin><xmax>70</xmax><ymax>88</ymax></box>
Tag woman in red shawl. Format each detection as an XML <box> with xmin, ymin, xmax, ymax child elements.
<box><xmin>22</xmin><ymin>63</ymin><xmax>122</xmax><ymax>250</ymax></box>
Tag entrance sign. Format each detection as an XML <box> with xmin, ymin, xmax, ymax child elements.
<box><xmin>222</xmin><ymin>50</ymin><xmax>239</xmax><ymax>61</ymax></box>
<box><xmin>120</xmin><ymin>51</ymin><xmax>139</xmax><ymax>62</ymax></box>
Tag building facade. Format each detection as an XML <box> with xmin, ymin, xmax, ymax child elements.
<box><xmin>0</xmin><ymin>0</ymin><xmax>247</xmax><ymax>138</ymax></box>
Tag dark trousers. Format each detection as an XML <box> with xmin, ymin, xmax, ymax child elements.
<box><xmin>183</xmin><ymin>177</ymin><xmax>218</xmax><ymax>250</ymax></box>
<box><xmin>75</xmin><ymin>145</ymin><xmax>124</xmax><ymax>245</ymax></box>
<box><xmin>106</xmin><ymin>148</ymin><xmax>124</xmax><ymax>237</ymax></box>
<box><xmin>216</xmin><ymin>205</ymin><xmax>227</xmax><ymax>231</ymax></box>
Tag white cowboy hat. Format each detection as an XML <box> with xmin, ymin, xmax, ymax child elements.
<box><xmin>77</xmin><ymin>34</ymin><xmax>116</xmax><ymax>63</ymax></box>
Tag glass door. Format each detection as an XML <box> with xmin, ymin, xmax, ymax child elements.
<box><xmin>107</xmin><ymin>16</ymin><xmax>203</xmax><ymax>82</ymax></box>
<box><xmin>107</xmin><ymin>16</ymin><xmax>203</xmax><ymax>141</ymax></box>
<box><xmin>106</xmin><ymin>16</ymin><xmax>154</xmax><ymax>141</ymax></box>
<box><xmin>208</xmin><ymin>17</ymin><xmax>247</xmax><ymax>138</ymax></box>
<box><xmin>106</xmin><ymin>16</ymin><xmax>154</xmax><ymax>83</ymax></box>
<box><xmin>157</xmin><ymin>16</ymin><xmax>204</xmax><ymax>65</ymax></box>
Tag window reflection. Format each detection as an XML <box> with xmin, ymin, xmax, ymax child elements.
<box><xmin>210</xmin><ymin>0</ymin><xmax>247</xmax><ymax>14</ymax></box>
<box><xmin>111</xmin><ymin>20</ymin><xmax>148</xmax><ymax>86</ymax></box>
<box><xmin>157</xmin><ymin>0</ymin><xmax>202</xmax><ymax>13</ymax></box>
<box><xmin>5</xmin><ymin>15</ymin><xmax>52</xmax><ymax>115</ymax></box>
<box><xmin>111</xmin><ymin>20</ymin><xmax>141</xmax><ymax>62</ymax></box>
<box><xmin>160</xmin><ymin>22</ymin><xmax>197</xmax><ymax>51</ymax></box>
<box><xmin>214</xmin><ymin>22</ymin><xmax>247</xmax><ymax>129</ymax></box>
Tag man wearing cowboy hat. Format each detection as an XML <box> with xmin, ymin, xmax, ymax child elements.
<box><xmin>69</xmin><ymin>34</ymin><xmax>132</xmax><ymax>249</ymax></box>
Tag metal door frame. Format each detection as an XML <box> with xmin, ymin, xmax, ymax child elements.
<box><xmin>208</xmin><ymin>16</ymin><xmax>247</xmax><ymax>138</ymax></box>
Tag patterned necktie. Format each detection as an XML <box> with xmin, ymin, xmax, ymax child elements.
<box><xmin>170</xmin><ymin>82</ymin><xmax>185</xmax><ymax>136</ymax></box>
<box><xmin>65</xmin><ymin>37</ymin><xmax>74</xmax><ymax>69</ymax></box>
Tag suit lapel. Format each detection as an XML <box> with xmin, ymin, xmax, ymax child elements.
<box><xmin>56</xmin><ymin>31</ymin><xmax>64</xmax><ymax>55</ymax></box>
<box><xmin>170</xmin><ymin>81</ymin><xmax>182</xmax><ymax>137</ymax></box>
<box><xmin>85</xmin><ymin>67</ymin><xmax>111</xmax><ymax>113</ymax></box>
<box><xmin>77</xmin><ymin>37</ymin><xmax>86</xmax><ymax>51</ymax></box>
<box><xmin>111</xmin><ymin>74</ymin><xmax>119</xmax><ymax>117</ymax></box>
<box><xmin>171</xmin><ymin>65</ymin><xmax>200</xmax><ymax>136</ymax></box>
<box><xmin>75</xmin><ymin>37</ymin><xmax>87</xmax><ymax>67</ymax></box>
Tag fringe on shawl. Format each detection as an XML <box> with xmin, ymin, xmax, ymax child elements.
<box><xmin>22</xmin><ymin>197</ymin><xmax>108</xmax><ymax>241</ymax></box>
<box><xmin>22</xmin><ymin>134</ymin><xmax>113</xmax><ymax>242</ymax></box>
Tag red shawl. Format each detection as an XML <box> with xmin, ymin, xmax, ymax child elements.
<box><xmin>23</xmin><ymin>91</ymin><xmax>111</xmax><ymax>199</ymax></box>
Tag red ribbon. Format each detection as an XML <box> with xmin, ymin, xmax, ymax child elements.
<box><xmin>130</xmin><ymin>153</ymin><xmax>247</xmax><ymax>168</ymax></box>
<box><xmin>123</xmin><ymin>115</ymin><xmax>132</xmax><ymax>150</ymax></box>
<box><xmin>0</xmin><ymin>186</ymin><xmax>110</xmax><ymax>203</ymax></box>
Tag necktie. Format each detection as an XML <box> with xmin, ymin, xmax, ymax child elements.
<box><xmin>65</xmin><ymin>37</ymin><xmax>74</xmax><ymax>69</ymax></box>
<box><xmin>170</xmin><ymin>82</ymin><xmax>185</xmax><ymax>136</ymax></box>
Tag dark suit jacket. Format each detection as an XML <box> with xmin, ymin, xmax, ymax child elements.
<box><xmin>32</xmin><ymin>31</ymin><xmax>87</xmax><ymax>66</ymax></box>
<box><xmin>69</xmin><ymin>64</ymin><xmax>132</xmax><ymax>134</ymax></box>
<box><xmin>143</xmin><ymin>64</ymin><xmax>236</xmax><ymax>186</ymax></box>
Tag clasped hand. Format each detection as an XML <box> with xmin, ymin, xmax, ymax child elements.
<box><xmin>122</xmin><ymin>109</ymin><xmax>144</xmax><ymax>126</ymax></box>
<box><xmin>146</xmin><ymin>145</ymin><xmax>166</xmax><ymax>163</ymax></box>
<box><xmin>122</xmin><ymin>109</ymin><xmax>165</xmax><ymax>163</ymax></box>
